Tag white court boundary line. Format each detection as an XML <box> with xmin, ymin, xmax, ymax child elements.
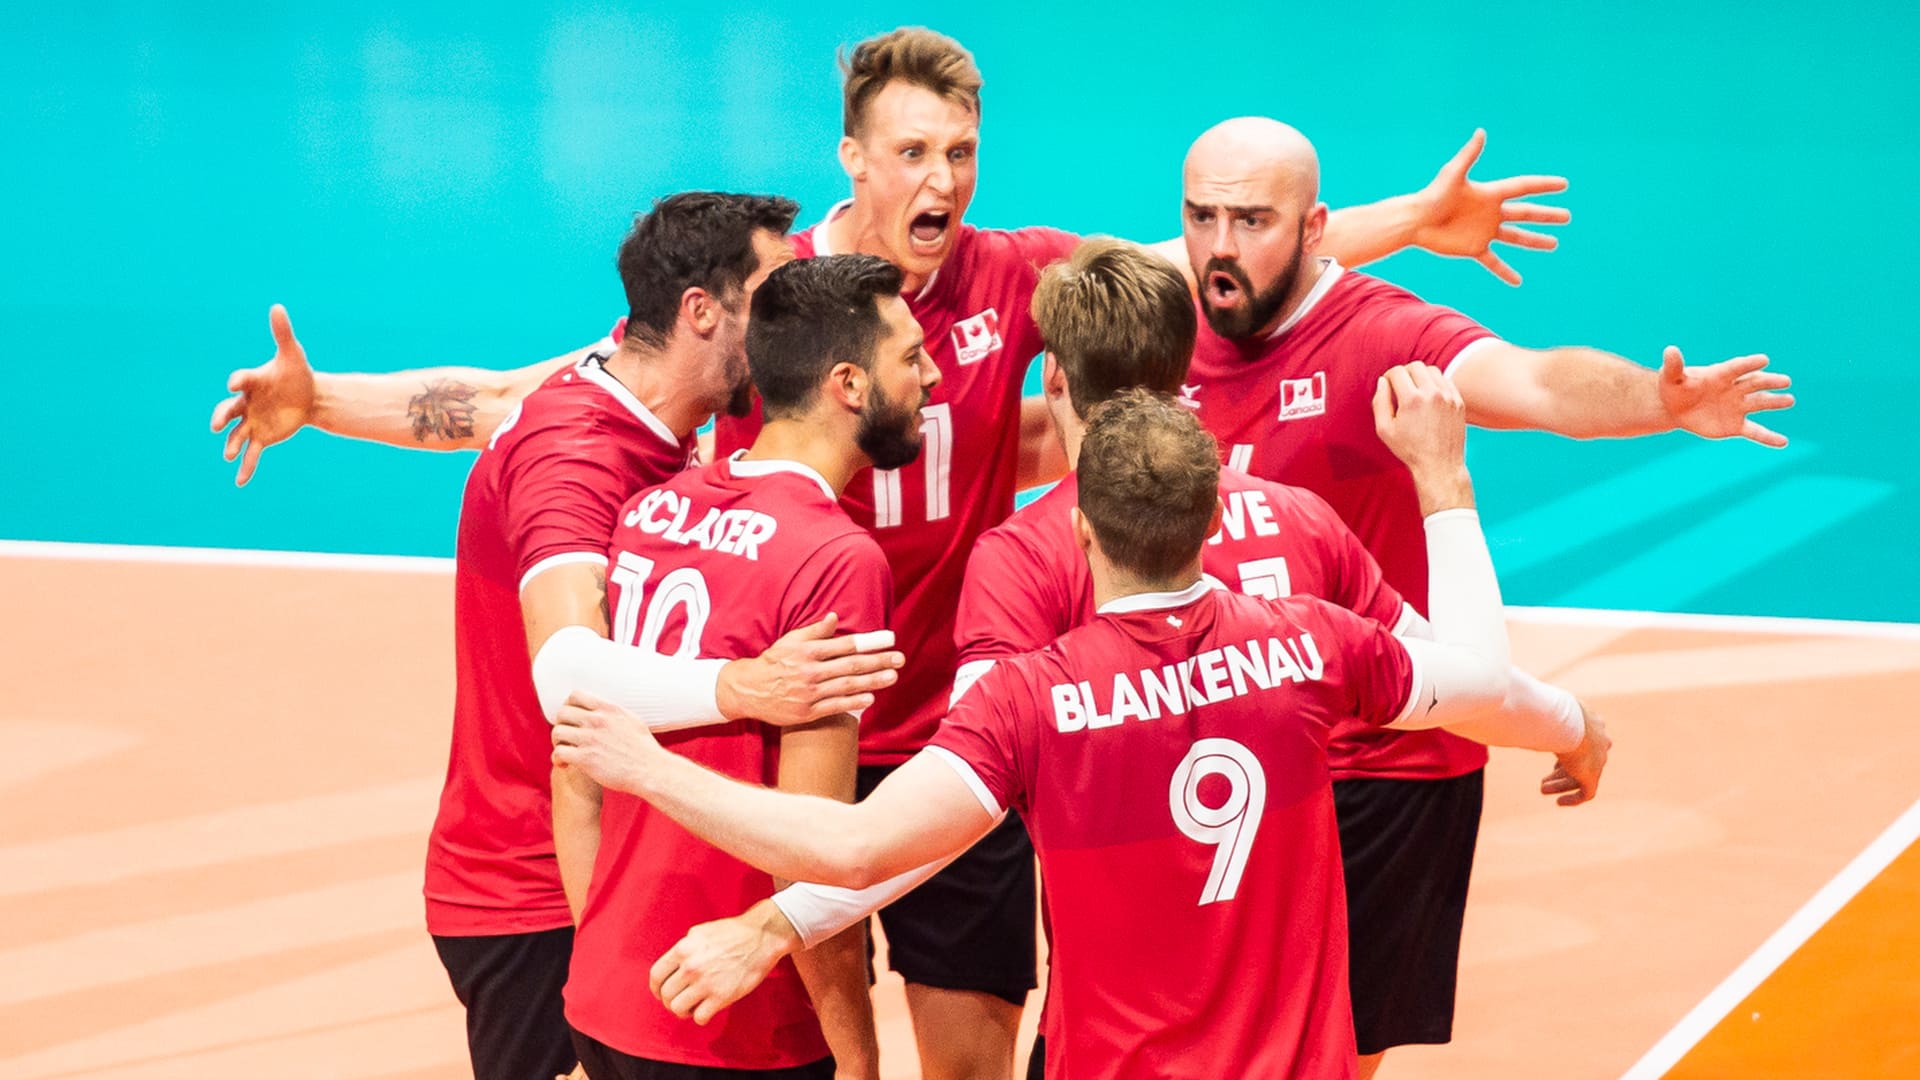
<box><xmin>0</xmin><ymin>539</ymin><xmax>454</xmax><ymax>574</ymax></box>
<box><xmin>1506</xmin><ymin>604</ymin><xmax>1920</xmax><ymax>642</ymax></box>
<box><xmin>1618</xmin><ymin>795</ymin><xmax>1920</xmax><ymax>1079</ymax></box>
<box><xmin>3</xmin><ymin>540</ymin><xmax>1916</xmax><ymax>639</ymax></box>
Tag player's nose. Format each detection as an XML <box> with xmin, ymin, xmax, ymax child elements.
<box><xmin>926</xmin><ymin>157</ymin><xmax>955</xmax><ymax>195</ymax></box>
<box><xmin>1209</xmin><ymin>218</ymin><xmax>1238</xmax><ymax>260</ymax></box>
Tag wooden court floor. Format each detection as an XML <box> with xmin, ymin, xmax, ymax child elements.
<box><xmin>2</xmin><ymin>544</ymin><xmax>1917</xmax><ymax>1079</ymax></box>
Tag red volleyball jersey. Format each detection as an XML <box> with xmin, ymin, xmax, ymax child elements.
<box><xmin>929</xmin><ymin>585</ymin><xmax>1414</xmax><ymax>1079</ymax></box>
<box><xmin>1185</xmin><ymin>261</ymin><xmax>1497</xmax><ymax>780</ymax></box>
<box><xmin>565</xmin><ymin>455</ymin><xmax>891</xmax><ymax>1068</ymax></box>
<box><xmin>954</xmin><ymin>468</ymin><xmax>1406</xmax><ymax>674</ymax></box>
<box><xmin>426</xmin><ymin>355</ymin><xmax>696</xmax><ymax>935</ymax></box>
<box><xmin>713</xmin><ymin>205</ymin><xmax>1080</xmax><ymax>763</ymax></box>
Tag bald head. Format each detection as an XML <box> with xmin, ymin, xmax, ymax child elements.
<box><xmin>1184</xmin><ymin>117</ymin><xmax>1320</xmax><ymax>208</ymax></box>
<box><xmin>1181</xmin><ymin>118</ymin><xmax>1330</xmax><ymax>340</ymax></box>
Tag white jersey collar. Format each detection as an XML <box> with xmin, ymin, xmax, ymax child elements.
<box><xmin>575</xmin><ymin>354</ymin><xmax>680</xmax><ymax>448</ymax></box>
<box><xmin>1096</xmin><ymin>578</ymin><xmax>1220</xmax><ymax>615</ymax></box>
<box><xmin>727</xmin><ymin>451</ymin><xmax>837</xmax><ymax>501</ymax></box>
<box><xmin>809</xmin><ymin>198</ymin><xmax>941</xmax><ymax>301</ymax></box>
<box><xmin>1263</xmin><ymin>257</ymin><xmax>1345</xmax><ymax>341</ymax></box>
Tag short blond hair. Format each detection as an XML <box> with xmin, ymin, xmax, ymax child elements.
<box><xmin>841</xmin><ymin>27</ymin><xmax>983</xmax><ymax>138</ymax></box>
<box><xmin>1031</xmin><ymin>238</ymin><xmax>1198</xmax><ymax>420</ymax></box>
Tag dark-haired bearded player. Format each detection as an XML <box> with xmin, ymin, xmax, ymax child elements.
<box><xmin>209</xmin><ymin>30</ymin><xmax>1571</xmax><ymax>1080</ymax></box>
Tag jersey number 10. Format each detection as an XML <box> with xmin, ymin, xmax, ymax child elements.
<box><xmin>609</xmin><ymin>550</ymin><xmax>713</xmax><ymax>657</ymax></box>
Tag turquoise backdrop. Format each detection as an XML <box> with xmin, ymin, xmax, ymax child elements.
<box><xmin>4</xmin><ymin>3</ymin><xmax>1914</xmax><ymax>621</ymax></box>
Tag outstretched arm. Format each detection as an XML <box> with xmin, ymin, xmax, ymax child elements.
<box><xmin>1448</xmin><ymin>341</ymin><xmax>1794</xmax><ymax>446</ymax></box>
<box><xmin>1141</xmin><ymin>129</ymin><xmax>1568</xmax><ymax>284</ymax></box>
<box><xmin>551</xmin><ymin>700</ymin><xmax>996</xmax><ymax>891</ymax></box>
<box><xmin>1323</xmin><ymin>129</ymin><xmax>1568</xmax><ymax>284</ymax></box>
<box><xmin>210</xmin><ymin>304</ymin><xmax>593</xmax><ymax>484</ymax></box>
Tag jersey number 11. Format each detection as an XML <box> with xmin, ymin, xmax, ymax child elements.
<box><xmin>872</xmin><ymin>403</ymin><xmax>954</xmax><ymax>528</ymax></box>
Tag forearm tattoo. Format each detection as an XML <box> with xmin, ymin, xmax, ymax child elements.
<box><xmin>595</xmin><ymin>570</ymin><xmax>610</xmax><ymax>626</ymax></box>
<box><xmin>407</xmin><ymin>379</ymin><xmax>480</xmax><ymax>443</ymax></box>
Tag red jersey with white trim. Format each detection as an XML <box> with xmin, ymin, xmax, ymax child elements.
<box><xmin>566</xmin><ymin>456</ymin><xmax>891</xmax><ymax>1068</ymax></box>
<box><xmin>929</xmin><ymin>586</ymin><xmax>1413</xmax><ymax>1080</ymax></box>
<box><xmin>955</xmin><ymin>469</ymin><xmax>1405</xmax><ymax>670</ymax></box>
<box><xmin>715</xmin><ymin>209</ymin><xmax>1080</xmax><ymax>763</ymax></box>
<box><xmin>425</xmin><ymin>355</ymin><xmax>697</xmax><ymax>936</ymax></box>
<box><xmin>1185</xmin><ymin>262</ymin><xmax>1496</xmax><ymax>781</ymax></box>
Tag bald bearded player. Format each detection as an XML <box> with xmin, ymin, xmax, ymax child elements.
<box><xmin>1173</xmin><ymin>117</ymin><xmax>1792</xmax><ymax>1078</ymax></box>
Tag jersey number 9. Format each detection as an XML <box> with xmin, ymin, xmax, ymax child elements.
<box><xmin>1168</xmin><ymin>737</ymin><xmax>1267</xmax><ymax>905</ymax></box>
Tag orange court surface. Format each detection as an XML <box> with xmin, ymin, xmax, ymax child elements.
<box><xmin>3</xmin><ymin>542</ymin><xmax>1918</xmax><ymax>1080</ymax></box>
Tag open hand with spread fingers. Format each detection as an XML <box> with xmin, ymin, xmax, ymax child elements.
<box><xmin>1411</xmin><ymin>129</ymin><xmax>1571</xmax><ymax>286</ymax></box>
<box><xmin>1658</xmin><ymin>346</ymin><xmax>1795</xmax><ymax>448</ymax></box>
<box><xmin>209</xmin><ymin>304</ymin><xmax>316</xmax><ymax>486</ymax></box>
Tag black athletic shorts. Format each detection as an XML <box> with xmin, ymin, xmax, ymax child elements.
<box><xmin>1334</xmin><ymin>768</ymin><xmax>1485</xmax><ymax>1056</ymax></box>
<box><xmin>1025</xmin><ymin>1034</ymin><xmax>1047</xmax><ymax>1080</ymax></box>
<box><xmin>571</xmin><ymin>1030</ymin><xmax>833</xmax><ymax>1080</ymax></box>
<box><xmin>432</xmin><ymin>925</ymin><xmax>577</xmax><ymax>1080</ymax></box>
<box><xmin>856</xmin><ymin>762</ymin><xmax>1038</xmax><ymax>1006</ymax></box>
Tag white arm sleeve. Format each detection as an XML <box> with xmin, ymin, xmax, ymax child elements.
<box><xmin>1392</xmin><ymin>599</ymin><xmax>1583</xmax><ymax>751</ymax></box>
<box><xmin>769</xmin><ymin>814</ymin><xmax>1000</xmax><ymax>949</ymax></box>
<box><xmin>531</xmin><ymin>624</ymin><xmax>729</xmax><ymax>730</ymax></box>
<box><xmin>1382</xmin><ymin>509</ymin><xmax>1581</xmax><ymax>751</ymax></box>
<box><xmin>1389</xmin><ymin>642</ymin><xmax>1583</xmax><ymax>751</ymax></box>
<box><xmin>1420</xmin><ymin>508</ymin><xmax>1511</xmax><ymax>669</ymax></box>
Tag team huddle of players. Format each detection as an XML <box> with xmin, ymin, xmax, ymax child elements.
<box><xmin>212</xmin><ymin>27</ymin><xmax>1794</xmax><ymax>1080</ymax></box>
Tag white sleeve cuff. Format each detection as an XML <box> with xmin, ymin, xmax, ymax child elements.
<box><xmin>949</xmin><ymin>659</ymin><xmax>997</xmax><ymax>707</ymax></box>
<box><xmin>922</xmin><ymin>746</ymin><xmax>1004</xmax><ymax>818</ymax></box>
<box><xmin>1442</xmin><ymin>336</ymin><xmax>1503</xmax><ymax>377</ymax></box>
<box><xmin>518</xmin><ymin>551</ymin><xmax>608</xmax><ymax>593</ymax></box>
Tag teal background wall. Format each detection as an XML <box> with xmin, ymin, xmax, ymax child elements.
<box><xmin>3</xmin><ymin>3</ymin><xmax>1914</xmax><ymax>621</ymax></box>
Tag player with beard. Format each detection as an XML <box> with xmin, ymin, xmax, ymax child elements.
<box><xmin>209</xmin><ymin>31</ymin><xmax>1571</xmax><ymax>1079</ymax></box>
<box><xmin>545</xmin><ymin>389</ymin><xmax>1591</xmax><ymax>1080</ymax></box>
<box><xmin>1176</xmin><ymin>117</ymin><xmax>1793</xmax><ymax>1079</ymax></box>
<box><xmin>425</xmin><ymin>194</ymin><xmax>911</xmax><ymax>1080</ymax></box>
<box><xmin>612</xmin><ymin>240</ymin><xmax>1605</xmax><ymax>1080</ymax></box>
<box><xmin>560</xmin><ymin>255</ymin><xmax>938</xmax><ymax>1080</ymax></box>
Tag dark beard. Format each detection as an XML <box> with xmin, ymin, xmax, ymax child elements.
<box><xmin>724</xmin><ymin>378</ymin><xmax>754</xmax><ymax>418</ymax></box>
<box><xmin>857</xmin><ymin>385</ymin><xmax>927</xmax><ymax>471</ymax></box>
<box><xmin>1198</xmin><ymin>223</ymin><xmax>1307</xmax><ymax>340</ymax></box>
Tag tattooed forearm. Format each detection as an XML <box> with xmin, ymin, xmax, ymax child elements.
<box><xmin>594</xmin><ymin>568</ymin><xmax>610</xmax><ymax>627</ymax></box>
<box><xmin>407</xmin><ymin>379</ymin><xmax>480</xmax><ymax>443</ymax></box>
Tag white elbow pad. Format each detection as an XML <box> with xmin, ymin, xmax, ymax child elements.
<box><xmin>531</xmin><ymin>624</ymin><xmax>729</xmax><ymax>731</ymax></box>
